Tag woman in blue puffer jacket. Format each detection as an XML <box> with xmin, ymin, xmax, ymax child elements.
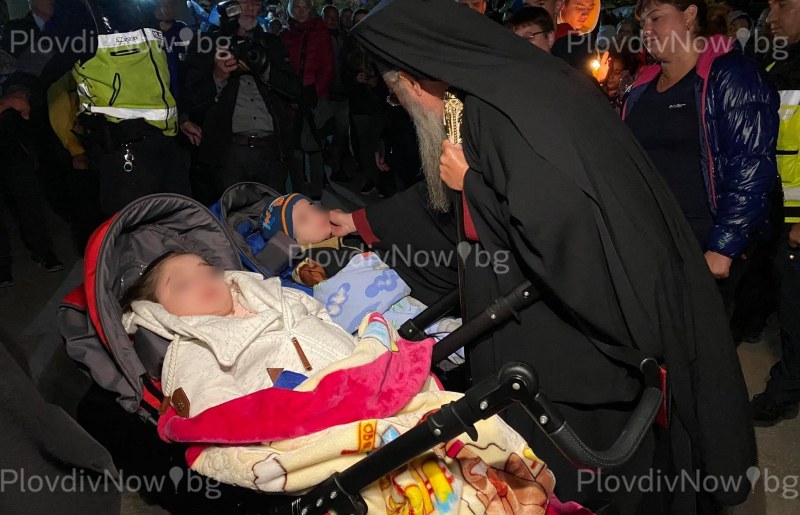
<box><xmin>623</xmin><ymin>0</ymin><xmax>779</xmax><ymax>313</ymax></box>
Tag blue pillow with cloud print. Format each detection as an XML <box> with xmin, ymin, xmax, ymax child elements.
<box><xmin>313</xmin><ymin>252</ymin><xmax>411</xmax><ymax>333</ymax></box>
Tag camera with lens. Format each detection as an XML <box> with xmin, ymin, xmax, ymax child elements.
<box><xmin>216</xmin><ymin>0</ymin><xmax>269</xmax><ymax>75</ymax></box>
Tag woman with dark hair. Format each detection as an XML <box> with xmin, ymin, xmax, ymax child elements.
<box><xmin>705</xmin><ymin>1</ymin><xmax>730</xmax><ymax>36</ymax></box>
<box><xmin>623</xmin><ymin>0</ymin><xmax>779</xmax><ymax>314</ymax></box>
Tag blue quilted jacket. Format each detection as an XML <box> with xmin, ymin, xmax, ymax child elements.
<box><xmin>623</xmin><ymin>35</ymin><xmax>779</xmax><ymax>258</ymax></box>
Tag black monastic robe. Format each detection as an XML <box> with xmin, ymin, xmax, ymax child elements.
<box><xmin>351</xmin><ymin>1</ymin><xmax>755</xmax><ymax>512</ymax></box>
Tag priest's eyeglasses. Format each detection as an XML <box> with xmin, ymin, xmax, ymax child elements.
<box><xmin>386</xmin><ymin>92</ymin><xmax>401</xmax><ymax>107</ymax></box>
<box><xmin>386</xmin><ymin>75</ymin><xmax>411</xmax><ymax>107</ymax></box>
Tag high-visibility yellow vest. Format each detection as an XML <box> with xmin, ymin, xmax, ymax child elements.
<box><xmin>768</xmin><ymin>61</ymin><xmax>800</xmax><ymax>223</ymax></box>
<box><xmin>72</xmin><ymin>28</ymin><xmax>178</xmax><ymax>136</ymax></box>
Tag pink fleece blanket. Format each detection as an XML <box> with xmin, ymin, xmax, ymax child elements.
<box><xmin>158</xmin><ymin>336</ymin><xmax>435</xmax><ymax>446</ymax></box>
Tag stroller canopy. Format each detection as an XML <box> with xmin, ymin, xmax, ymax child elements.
<box><xmin>212</xmin><ymin>182</ymin><xmax>285</xmax><ymax>277</ymax></box>
<box><xmin>63</xmin><ymin>194</ymin><xmax>243</xmax><ymax>414</ymax></box>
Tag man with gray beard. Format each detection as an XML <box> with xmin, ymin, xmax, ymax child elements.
<box><xmin>329</xmin><ymin>0</ymin><xmax>756</xmax><ymax>513</ymax></box>
<box><xmin>330</xmin><ymin>67</ymin><xmax>461</xmax><ymax>306</ymax></box>
<box><xmin>385</xmin><ymin>70</ymin><xmax>451</xmax><ymax>213</ymax></box>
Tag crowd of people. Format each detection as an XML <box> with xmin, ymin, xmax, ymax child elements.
<box><xmin>0</xmin><ymin>0</ymin><xmax>429</xmax><ymax>285</ymax></box>
<box><xmin>0</xmin><ymin>0</ymin><xmax>799</xmax><ymax>512</ymax></box>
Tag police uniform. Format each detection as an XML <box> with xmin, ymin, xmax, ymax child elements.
<box><xmin>2</xmin><ymin>0</ymin><xmax>191</xmax><ymax>216</ymax></box>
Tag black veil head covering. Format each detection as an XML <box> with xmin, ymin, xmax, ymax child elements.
<box><xmin>351</xmin><ymin>0</ymin><xmax>619</xmax><ymax>201</ymax></box>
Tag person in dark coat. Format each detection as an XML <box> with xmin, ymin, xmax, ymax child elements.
<box><xmin>0</xmin><ymin>0</ymin><xmax>65</xmax><ymax>283</ymax></box>
<box><xmin>623</xmin><ymin>0</ymin><xmax>779</xmax><ymax>315</ymax></box>
<box><xmin>279</xmin><ymin>0</ymin><xmax>335</xmax><ymax>198</ymax></box>
<box><xmin>750</xmin><ymin>0</ymin><xmax>800</xmax><ymax>426</ymax></box>
<box><xmin>181</xmin><ymin>0</ymin><xmax>298</xmax><ymax>197</ymax></box>
<box><xmin>329</xmin><ymin>0</ymin><xmax>755</xmax><ymax>512</ymax></box>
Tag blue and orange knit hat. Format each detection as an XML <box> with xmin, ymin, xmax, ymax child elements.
<box><xmin>260</xmin><ymin>193</ymin><xmax>311</xmax><ymax>241</ymax></box>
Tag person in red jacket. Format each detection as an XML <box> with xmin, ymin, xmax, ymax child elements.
<box><xmin>280</xmin><ymin>0</ymin><xmax>335</xmax><ymax>199</ymax></box>
<box><xmin>280</xmin><ymin>0</ymin><xmax>334</xmax><ymax>106</ymax></box>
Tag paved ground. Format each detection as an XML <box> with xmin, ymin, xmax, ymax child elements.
<box><xmin>2</xmin><ymin>199</ymin><xmax>798</xmax><ymax>515</ymax></box>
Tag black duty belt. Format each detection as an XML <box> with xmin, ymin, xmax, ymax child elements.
<box><xmin>231</xmin><ymin>133</ymin><xmax>276</xmax><ymax>148</ymax></box>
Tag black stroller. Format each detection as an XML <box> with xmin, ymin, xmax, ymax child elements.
<box><xmin>58</xmin><ymin>193</ymin><xmax>662</xmax><ymax>514</ymax></box>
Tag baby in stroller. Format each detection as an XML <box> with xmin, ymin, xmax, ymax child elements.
<box><xmin>120</xmin><ymin>251</ymin><xmax>579</xmax><ymax>515</ymax></box>
<box><xmin>249</xmin><ymin>193</ymin><xmax>464</xmax><ymax>354</ymax></box>
<box><xmin>121</xmin><ymin>250</ymin><xmax>360</xmax><ymax>412</ymax></box>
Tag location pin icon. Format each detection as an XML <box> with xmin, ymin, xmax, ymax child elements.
<box><xmin>735</xmin><ymin>28</ymin><xmax>751</xmax><ymax>49</ymax></box>
<box><xmin>745</xmin><ymin>466</ymin><xmax>761</xmax><ymax>491</ymax></box>
<box><xmin>179</xmin><ymin>27</ymin><xmax>195</xmax><ymax>44</ymax></box>
<box><xmin>457</xmin><ymin>241</ymin><xmax>472</xmax><ymax>263</ymax></box>
<box><xmin>169</xmin><ymin>466</ymin><xmax>185</xmax><ymax>493</ymax></box>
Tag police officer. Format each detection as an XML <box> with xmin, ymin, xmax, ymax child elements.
<box><xmin>751</xmin><ymin>0</ymin><xmax>800</xmax><ymax>426</ymax></box>
<box><xmin>0</xmin><ymin>0</ymin><xmax>191</xmax><ymax>217</ymax></box>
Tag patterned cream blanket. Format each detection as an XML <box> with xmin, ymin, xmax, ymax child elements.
<box><xmin>156</xmin><ymin>313</ymin><xmax>591</xmax><ymax>515</ymax></box>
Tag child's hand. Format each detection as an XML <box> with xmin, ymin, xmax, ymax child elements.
<box><xmin>330</xmin><ymin>209</ymin><xmax>356</xmax><ymax>237</ymax></box>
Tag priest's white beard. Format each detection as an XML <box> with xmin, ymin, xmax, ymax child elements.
<box><xmin>393</xmin><ymin>80</ymin><xmax>451</xmax><ymax>213</ymax></box>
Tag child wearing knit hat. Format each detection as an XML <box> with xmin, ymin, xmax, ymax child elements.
<box><xmin>259</xmin><ymin>194</ymin><xmax>363</xmax><ymax>287</ymax></box>
<box><xmin>260</xmin><ymin>193</ymin><xmax>335</xmax><ymax>245</ymax></box>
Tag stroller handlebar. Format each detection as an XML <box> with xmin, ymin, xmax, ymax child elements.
<box><xmin>529</xmin><ymin>384</ymin><xmax>663</xmax><ymax>471</ymax></box>
<box><xmin>433</xmin><ymin>361</ymin><xmax>663</xmax><ymax>473</ymax></box>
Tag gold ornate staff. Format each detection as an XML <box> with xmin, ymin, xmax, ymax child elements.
<box><xmin>443</xmin><ymin>89</ymin><xmax>467</xmax><ymax>315</ymax></box>
<box><xmin>443</xmin><ymin>90</ymin><xmax>464</xmax><ymax>145</ymax></box>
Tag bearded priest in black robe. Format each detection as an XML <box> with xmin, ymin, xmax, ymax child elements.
<box><xmin>328</xmin><ymin>1</ymin><xmax>755</xmax><ymax>513</ymax></box>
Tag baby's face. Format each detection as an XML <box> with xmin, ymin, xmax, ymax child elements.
<box><xmin>154</xmin><ymin>254</ymin><xmax>234</xmax><ymax>317</ymax></box>
<box><xmin>292</xmin><ymin>199</ymin><xmax>333</xmax><ymax>245</ymax></box>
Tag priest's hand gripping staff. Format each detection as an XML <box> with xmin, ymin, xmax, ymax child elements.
<box><xmin>444</xmin><ymin>90</ymin><xmax>469</xmax><ymax>318</ymax></box>
<box><xmin>270</xmin><ymin>282</ymin><xmax>663</xmax><ymax>515</ymax></box>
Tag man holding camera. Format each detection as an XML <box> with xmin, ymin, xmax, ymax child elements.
<box><xmin>182</xmin><ymin>0</ymin><xmax>298</xmax><ymax>196</ymax></box>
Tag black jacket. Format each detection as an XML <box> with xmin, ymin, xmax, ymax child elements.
<box><xmin>343</xmin><ymin>38</ymin><xmax>385</xmax><ymax>115</ymax></box>
<box><xmin>0</xmin><ymin>341</ymin><xmax>120</xmax><ymax>514</ymax></box>
<box><xmin>624</xmin><ymin>37</ymin><xmax>779</xmax><ymax>258</ymax></box>
<box><xmin>182</xmin><ymin>26</ymin><xmax>299</xmax><ymax>166</ymax></box>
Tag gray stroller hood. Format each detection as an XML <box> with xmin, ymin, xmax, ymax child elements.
<box><xmin>60</xmin><ymin>194</ymin><xmax>243</xmax><ymax>417</ymax></box>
